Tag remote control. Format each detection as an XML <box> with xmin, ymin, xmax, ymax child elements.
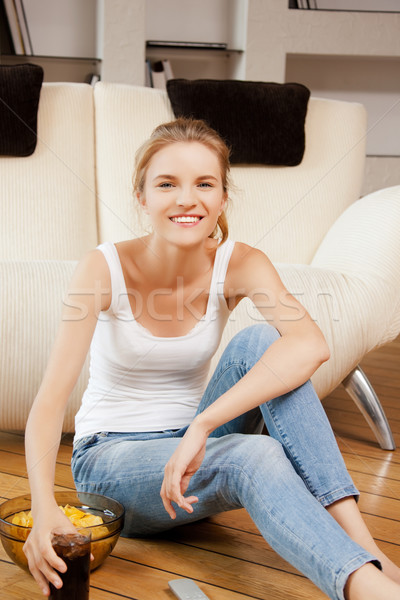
<box><xmin>168</xmin><ymin>578</ymin><xmax>211</xmax><ymax>600</ymax></box>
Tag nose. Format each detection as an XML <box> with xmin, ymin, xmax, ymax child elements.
<box><xmin>177</xmin><ymin>186</ymin><xmax>197</xmax><ymax>208</ymax></box>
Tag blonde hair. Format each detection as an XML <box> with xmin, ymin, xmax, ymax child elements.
<box><xmin>133</xmin><ymin>118</ymin><xmax>231</xmax><ymax>245</ymax></box>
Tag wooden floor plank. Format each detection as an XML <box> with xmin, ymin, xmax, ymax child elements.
<box><xmin>0</xmin><ymin>433</ymin><xmax>74</xmax><ymax>465</ymax></box>
<box><xmin>0</xmin><ymin>450</ymin><xmax>75</xmax><ymax>489</ymax></box>
<box><xmin>349</xmin><ymin>470</ymin><xmax>400</xmax><ymax>499</ymax></box>
<box><xmin>0</xmin><ymin>559</ymin><xmax>136</xmax><ymax>600</ymax></box>
<box><xmin>0</xmin><ymin>472</ymin><xmax>71</xmax><ymax>500</ymax></box>
<box><xmin>1</xmin><ymin>334</ymin><xmax>400</xmax><ymax>599</ymax></box>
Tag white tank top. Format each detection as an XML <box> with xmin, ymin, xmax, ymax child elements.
<box><xmin>74</xmin><ymin>239</ymin><xmax>235</xmax><ymax>440</ymax></box>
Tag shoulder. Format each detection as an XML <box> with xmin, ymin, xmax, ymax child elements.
<box><xmin>228</xmin><ymin>242</ymin><xmax>275</xmax><ymax>281</ymax></box>
<box><xmin>76</xmin><ymin>247</ymin><xmax>111</xmax><ymax>283</ymax></box>
<box><xmin>67</xmin><ymin>247</ymin><xmax>112</xmax><ymax>312</ymax></box>
<box><xmin>225</xmin><ymin>242</ymin><xmax>282</xmax><ymax>306</ymax></box>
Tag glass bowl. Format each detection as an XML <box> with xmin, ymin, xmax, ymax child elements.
<box><xmin>0</xmin><ymin>491</ymin><xmax>125</xmax><ymax>573</ymax></box>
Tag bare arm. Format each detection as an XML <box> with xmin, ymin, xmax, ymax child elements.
<box><xmin>161</xmin><ymin>245</ymin><xmax>330</xmax><ymax>516</ymax></box>
<box><xmin>194</xmin><ymin>245</ymin><xmax>330</xmax><ymax>433</ymax></box>
<box><xmin>24</xmin><ymin>249</ymin><xmax>111</xmax><ymax>595</ymax></box>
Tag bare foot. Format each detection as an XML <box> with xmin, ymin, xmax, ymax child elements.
<box><xmin>345</xmin><ymin>563</ymin><xmax>400</xmax><ymax>600</ymax></box>
<box><xmin>371</xmin><ymin>545</ymin><xmax>400</xmax><ymax>585</ymax></box>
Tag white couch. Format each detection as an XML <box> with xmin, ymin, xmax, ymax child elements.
<box><xmin>1</xmin><ymin>82</ymin><xmax>399</xmax><ymax>449</ymax></box>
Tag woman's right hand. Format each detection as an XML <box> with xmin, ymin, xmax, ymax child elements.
<box><xmin>23</xmin><ymin>503</ymin><xmax>77</xmax><ymax>596</ymax></box>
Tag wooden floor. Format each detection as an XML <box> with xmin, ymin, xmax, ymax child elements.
<box><xmin>1</xmin><ymin>337</ymin><xmax>399</xmax><ymax>600</ymax></box>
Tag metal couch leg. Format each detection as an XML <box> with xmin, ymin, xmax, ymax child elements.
<box><xmin>342</xmin><ymin>366</ymin><xmax>395</xmax><ymax>451</ymax></box>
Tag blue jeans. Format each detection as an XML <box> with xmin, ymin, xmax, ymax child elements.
<box><xmin>72</xmin><ymin>324</ymin><xmax>379</xmax><ymax>600</ymax></box>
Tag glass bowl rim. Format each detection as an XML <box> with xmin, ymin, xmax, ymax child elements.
<box><xmin>0</xmin><ymin>491</ymin><xmax>125</xmax><ymax>534</ymax></box>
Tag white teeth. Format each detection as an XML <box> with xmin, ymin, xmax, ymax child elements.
<box><xmin>171</xmin><ymin>216</ymin><xmax>201</xmax><ymax>223</ymax></box>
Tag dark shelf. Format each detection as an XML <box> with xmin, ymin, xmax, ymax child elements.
<box><xmin>146</xmin><ymin>40</ymin><xmax>228</xmax><ymax>50</ymax></box>
<box><xmin>0</xmin><ymin>54</ymin><xmax>101</xmax><ymax>61</ymax></box>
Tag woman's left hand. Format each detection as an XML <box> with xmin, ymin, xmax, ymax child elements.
<box><xmin>160</xmin><ymin>419</ymin><xmax>209</xmax><ymax>519</ymax></box>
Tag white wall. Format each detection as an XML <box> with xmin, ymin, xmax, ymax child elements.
<box><xmin>245</xmin><ymin>0</ymin><xmax>400</xmax><ymax>194</ymax></box>
<box><xmin>23</xmin><ymin>0</ymin><xmax>98</xmax><ymax>58</ymax></box>
<box><xmin>100</xmin><ymin>0</ymin><xmax>145</xmax><ymax>85</ymax></box>
<box><xmin>285</xmin><ymin>54</ymin><xmax>400</xmax><ymax>157</ymax></box>
<box><xmin>145</xmin><ymin>0</ymin><xmax>247</xmax><ymax>50</ymax></box>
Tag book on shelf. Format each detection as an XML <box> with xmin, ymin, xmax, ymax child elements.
<box><xmin>146</xmin><ymin>59</ymin><xmax>175</xmax><ymax>90</ymax></box>
<box><xmin>290</xmin><ymin>0</ymin><xmax>398</xmax><ymax>10</ymax></box>
<box><xmin>84</xmin><ymin>73</ymin><xmax>101</xmax><ymax>86</ymax></box>
<box><xmin>14</xmin><ymin>0</ymin><xmax>32</xmax><ymax>54</ymax></box>
<box><xmin>0</xmin><ymin>0</ymin><xmax>14</xmax><ymax>53</ymax></box>
<box><xmin>145</xmin><ymin>59</ymin><xmax>153</xmax><ymax>87</ymax></box>
<box><xmin>3</xmin><ymin>0</ymin><xmax>32</xmax><ymax>55</ymax></box>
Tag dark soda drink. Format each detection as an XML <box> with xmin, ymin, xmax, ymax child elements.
<box><xmin>49</xmin><ymin>531</ymin><xmax>91</xmax><ymax>600</ymax></box>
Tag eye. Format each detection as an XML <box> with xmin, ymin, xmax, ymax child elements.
<box><xmin>197</xmin><ymin>182</ymin><xmax>213</xmax><ymax>188</ymax></box>
<box><xmin>158</xmin><ymin>182</ymin><xmax>174</xmax><ymax>189</ymax></box>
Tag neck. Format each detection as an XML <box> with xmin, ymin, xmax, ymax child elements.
<box><xmin>139</xmin><ymin>234</ymin><xmax>217</xmax><ymax>288</ymax></box>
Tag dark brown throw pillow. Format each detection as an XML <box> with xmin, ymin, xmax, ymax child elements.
<box><xmin>0</xmin><ymin>64</ymin><xmax>44</xmax><ymax>157</ymax></box>
<box><xmin>166</xmin><ymin>79</ymin><xmax>310</xmax><ymax>166</ymax></box>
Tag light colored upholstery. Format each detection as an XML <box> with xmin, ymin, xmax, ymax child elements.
<box><xmin>1</xmin><ymin>81</ymin><xmax>399</xmax><ymax>436</ymax></box>
<box><xmin>94</xmin><ymin>83</ymin><xmax>174</xmax><ymax>243</ymax></box>
<box><xmin>228</xmin><ymin>97</ymin><xmax>367</xmax><ymax>264</ymax></box>
<box><xmin>0</xmin><ymin>261</ymin><xmax>88</xmax><ymax>431</ymax></box>
<box><xmin>0</xmin><ymin>83</ymin><xmax>98</xmax><ymax>260</ymax></box>
<box><xmin>0</xmin><ymin>83</ymin><xmax>96</xmax><ymax>431</ymax></box>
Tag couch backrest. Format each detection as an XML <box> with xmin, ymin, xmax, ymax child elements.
<box><xmin>94</xmin><ymin>82</ymin><xmax>367</xmax><ymax>264</ymax></box>
<box><xmin>0</xmin><ymin>83</ymin><xmax>98</xmax><ymax>260</ymax></box>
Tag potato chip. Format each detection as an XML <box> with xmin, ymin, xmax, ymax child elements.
<box><xmin>9</xmin><ymin>505</ymin><xmax>103</xmax><ymax>528</ymax></box>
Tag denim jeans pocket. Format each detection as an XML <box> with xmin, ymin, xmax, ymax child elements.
<box><xmin>72</xmin><ymin>432</ymin><xmax>106</xmax><ymax>459</ymax></box>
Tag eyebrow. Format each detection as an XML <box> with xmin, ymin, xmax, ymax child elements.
<box><xmin>152</xmin><ymin>174</ymin><xmax>219</xmax><ymax>182</ymax></box>
<box><xmin>197</xmin><ymin>175</ymin><xmax>219</xmax><ymax>181</ymax></box>
<box><xmin>152</xmin><ymin>174</ymin><xmax>176</xmax><ymax>182</ymax></box>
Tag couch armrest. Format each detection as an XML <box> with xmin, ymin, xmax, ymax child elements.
<box><xmin>211</xmin><ymin>261</ymin><xmax>398</xmax><ymax>401</ymax></box>
<box><xmin>0</xmin><ymin>260</ymin><xmax>89</xmax><ymax>432</ymax></box>
<box><xmin>311</xmin><ymin>185</ymin><xmax>400</xmax><ymax>289</ymax></box>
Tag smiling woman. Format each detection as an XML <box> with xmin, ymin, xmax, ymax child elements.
<box><xmin>133</xmin><ymin>118</ymin><xmax>230</xmax><ymax>245</ymax></box>
<box><xmin>137</xmin><ymin>141</ymin><xmax>226</xmax><ymax>245</ymax></box>
<box><xmin>23</xmin><ymin>117</ymin><xmax>400</xmax><ymax>599</ymax></box>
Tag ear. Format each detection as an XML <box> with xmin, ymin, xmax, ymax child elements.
<box><xmin>219</xmin><ymin>193</ymin><xmax>228</xmax><ymax>215</ymax></box>
<box><xmin>137</xmin><ymin>191</ymin><xmax>149</xmax><ymax>214</ymax></box>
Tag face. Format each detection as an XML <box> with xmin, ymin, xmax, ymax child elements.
<box><xmin>138</xmin><ymin>141</ymin><xmax>227</xmax><ymax>247</ymax></box>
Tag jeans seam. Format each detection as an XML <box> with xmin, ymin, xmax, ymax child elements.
<box><xmin>206</xmin><ymin>460</ymin><xmax>331</xmax><ymax>573</ymax></box>
<box><xmin>236</xmin><ymin>465</ymin><xmax>338</xmax><ymax>576</ymax></box>
<box><xmin>263</xmin><ymin>403</ymin><xmax>317</xmax><ymax>497</ymax></box>
<box><xmin>318</xmin><ymin>490</ymin><xmax>359</xmax><ymax>509</ymax></box>
<box><xmin>335</xmin><ymin>554</ymin><xmax>382</xmax><ymax>600</ymax></box>
<box><xmin>203</xmin><ymin>360</ymin><xmax>249</xmax><ymax>408</ymax></box>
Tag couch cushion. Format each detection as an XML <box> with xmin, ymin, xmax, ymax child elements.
<box><xmin>210</xmin><ymin>262</ymin><xmax>398</xmax><ymax>400</ymax></box>
<box><xmin>94</xmin><ymin>82</ymin><xmax>174</xmax><ymax>244</ymax></box>
<box><xmin>166</xmin><ymin>79</ymin><xmax>310</xmax><ymax>165</ymax></box>
<box><xmin>227</xmin><ymin>98</ymin><xmax>367</xmax><ymax>263</ymax></box>
<box><xmin>94</xmin><ymin>83</ymin><xmax>367</xmax><ymax>264</ymax></box>
<box><xmin>0</xmin><ymin>83</ymin><xmax>98</xmax><ymax>260</ymax></box>
<box><xmin>0</xmin><ymin>64</ymin><xmax>43</xmax><ymax>157</ymax></box>
<box><xmin>0</xmin><ymin>260</ymin><xmax>89</xmax><ymax>432</ymax></box>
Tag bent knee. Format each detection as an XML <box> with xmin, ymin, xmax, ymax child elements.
<box><xmin>227</xmin><ymin>324</ymin><xmax>281</xmax><ymax>363</ymax></box>
<box><xmin>228</xmin><ymin>434</ymin><xmax>286</xmax><ymax>471</ymax></box>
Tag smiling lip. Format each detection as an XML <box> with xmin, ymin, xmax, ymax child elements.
<box><xmin>169</xmin><ymin>214</ymin><xmax>204</xmax><ymax>227</ymax></box>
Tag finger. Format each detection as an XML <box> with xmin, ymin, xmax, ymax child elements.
<box><xmin>160</xmin><ymin>481</ymin><xmax>176</xmax><ymax>519</ymax></box>
<box><xmin>176</xmin><ymin>495</ymin><xmax>199</xmax><ymax>514</ymax></box>
<box><xmin>161</xmin><ymin>493</ymin><xmax>176</xmax><ymax>519</ymax></box>
<box><xmin>28</xmin><ymin>563</ymin><xmax>51</xmax><ymax>596</ymax></box>
<box><xmin>28</xmin><ymin>560</ymin><xmax>50</xmax><ymax>596</ymax></box>
<box><xmin>39</xmin><ymin>558</ymin><xmax>64</xmax><ymax>593</ymax></box>
<box><xmin>43</xmin><ymin>544</ymin><xmax>67</xmax><ymax>574</ymax></box>
<box><xmin>28</xmin><ymin>556</ymin><xmax>63</xmax><ymax>596</ymax></box>
<box><xmin>25</xmin><ymin>545</ymin><xmax>65</xmax><ymax>595</ymax></box>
